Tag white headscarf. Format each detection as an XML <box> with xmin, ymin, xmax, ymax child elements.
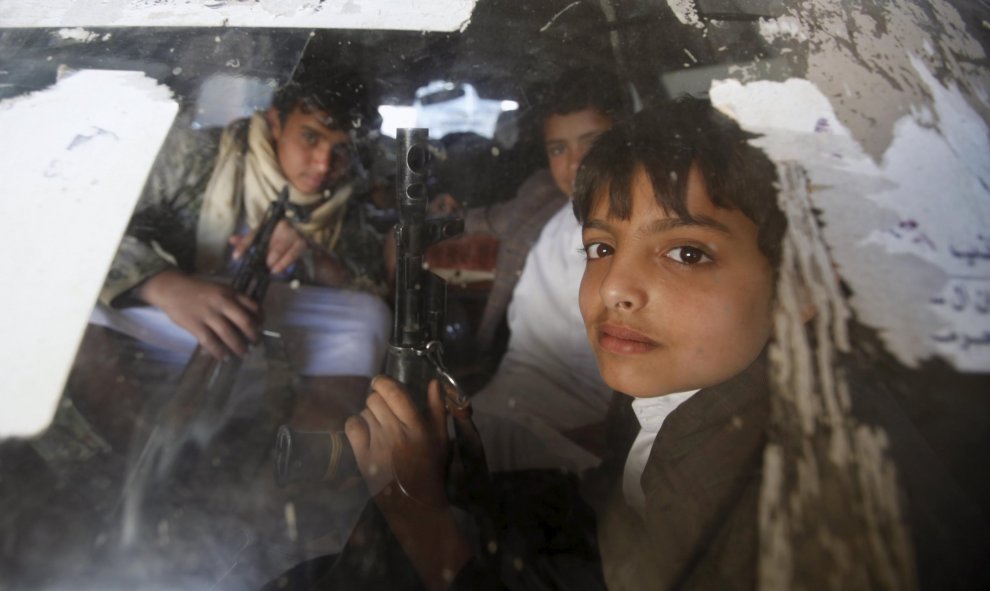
<box><xmin>195</xmin><ymin>111</ymin><xmax>353</xmax><ymax>272</ymax></box>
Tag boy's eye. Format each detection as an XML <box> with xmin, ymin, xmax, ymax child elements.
<box><xmin>665</xmin><ymin>246</ymin><xmax>711</xmax><ymax>265</ymax></box>
<box><xmin>547</xmin><ymin>144</ymin><xmax>565</xmax><ymax>157</ymax></box>
<box><xmin>583</xmin><ymin>242</ymin><xmax>613</xmax><ymax>260</ymax></box>
<box><xmin>303</xmin><ymin>130</ymin><xmax>318</xmax><ymax>145</ymax></box>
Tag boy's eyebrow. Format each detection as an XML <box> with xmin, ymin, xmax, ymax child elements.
<box><xmin>545</xmin><ymin>130</ymin><xmax>606</xmax><ymax>147</ymax></box>
<box><xmin>645</xmin><ymin>216</ymin><xmax>732</xmax><ymax>235</ymax></box>
<box><xmin>302</xmin><ymin>121</ymin><xmax>326</xmax><ymax>134</ymax></box>
<box><xmin>583</xmin><ymin>219</ymin><xmax>614</xmax><ymax>232</ymax></box>
<box><xmin>303</xmin><ymin>121</ymin><xmax>347</xmax><ymax>144</ymax></box>
<box><xmin>583</xmin><ymin>215</ymin><xmax>732</xmax><ymax>235</ymax></box>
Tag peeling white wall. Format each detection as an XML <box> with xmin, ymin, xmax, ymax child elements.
<box><xmin>0</xmin><ymin>70</ymin><xmax>177</xmax><ymax>438</ymax></box>
<box><xmin>0</xmin><ymin>0</ymin><xmax>478</xmax><ymax>32</ymax></box>
<box><xmin>712</xmin><ymin>73</ymin><xmax>990</xmax><ymax>372</ymax></box>
<box><xmin>709</xmin><ymin>0</ymin><xmax>990</xmax><ymax>373</ymax></box>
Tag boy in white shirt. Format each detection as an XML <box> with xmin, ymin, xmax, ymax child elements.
<box><xmin>467</xmin><ymin>67</ymin><xmax>625</xmax><ymax>472</ymax></box>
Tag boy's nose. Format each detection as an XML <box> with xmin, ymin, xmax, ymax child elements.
<box><xmin>312</xmin><ymin>144</ymin><xmax>332</xmax><ymax>174</ymax></box>
<box><xmin>567</xmin><ymin>147</ymin><xmax>584</xmax><ymax>171</ymax></box>
<box><xmin>600</xmin><ymin>259</ymin><xmax>646</xmax><ymax>312</ymax></box>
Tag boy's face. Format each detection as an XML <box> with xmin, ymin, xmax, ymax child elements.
<box><xmin>267</xmin><ymin>105</ymin><xmax>351</xmax><ymax>194</ymax></box>
<box><xmin>579</xmin><ymin>166</ymin><xmax>775</xmax><ymax>398</ymax></box>
<box><xmin>544</xmin><ymin>107</ymin><xmax>613</xmax><ymax>197</ymax></box>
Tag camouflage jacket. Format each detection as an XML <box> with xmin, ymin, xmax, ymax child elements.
<box><xmin>100</xmin><ymin>114</ymin><xmax>387</xmax><ymax>308</ymax></box>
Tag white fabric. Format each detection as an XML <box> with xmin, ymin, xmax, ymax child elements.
<box><xmin>622</xmin><ymin>390</ymin><xmax>698</xmax><ymax>518</ymax></box>
<box><xmin>473</xmin><ymin>202</ymin><xmax>612</xmax><ymax>473</ymax></box>
<box><xmin>90</xmin><ymin>281</ymin><xmax>390</xmax><ymax>377</ymax></box>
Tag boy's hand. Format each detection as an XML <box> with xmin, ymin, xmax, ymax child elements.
<box><xmin>137</xmin><ymin>269</ymin><xmax>261</xmax><ymax>359</ymax></box>
<box><xmin>230</xmin><ymin>219</ymin><xmax>306</xmax><ymax>275</ymax></box>
<box><xmin>345</xmin><ymin>376</ymin><xmax>449</xmax><ymax>507</ymax></box>
<box><xmin>346</xmin><ymin>377</ymin><xmax>469</xmax><ymax>591</ymax></box>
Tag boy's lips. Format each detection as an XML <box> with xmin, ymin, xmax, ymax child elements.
<box><xmin>301</xmin><ymin>174</ymin><xmax>325</xmax><ymax>191</ymax></box>
<box><xmin>597</xmin><ymin>323</ymin><xmax>659</xmax><ymax>355</ymax></box>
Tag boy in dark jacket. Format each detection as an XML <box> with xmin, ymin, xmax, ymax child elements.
<box><xmin>339</xmin><ymin>97</ymin><xmax>989</xmax><ymax>591</ymax></box>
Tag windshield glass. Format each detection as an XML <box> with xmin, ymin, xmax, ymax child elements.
<box><xmin>1</xmin><ymin>1</ymin><xmax>988</xmax><ymax>589</ymax></box>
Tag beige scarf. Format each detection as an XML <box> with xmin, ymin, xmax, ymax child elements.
<box><xmin>195</xmin><ymin>112</ymin><xmax>353</xmax><ymax>273</ymax></box>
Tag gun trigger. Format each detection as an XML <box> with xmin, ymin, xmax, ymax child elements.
<box><xmin>286</xmin><ymin>202</ymin><xmax>311</xmax><ymax>223</ymax></box>
<box><xmin>424</xmin><ymin>340</ymin><xmax>467</xmax><ymax>406</ymax></box>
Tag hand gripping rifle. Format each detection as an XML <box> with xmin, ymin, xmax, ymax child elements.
<box><xmin>122</xmin><ymin>187</ymin><xmax>298</xmax><ymax>544</ymax></box>
<box><xmin>164</xmin><ymin>186</ymin><xmax>300</xmax><ymax>429</ymax></box>
<box><xmin>274</xmin><ymin>129</ymin><xmax>489</xmax><ymax>492</ymax></box>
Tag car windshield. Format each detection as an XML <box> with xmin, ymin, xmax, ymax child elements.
<box><xmin>1</xmin><ymin>1</ymin><xmax>988</xmax><ymax>589</ymax></box>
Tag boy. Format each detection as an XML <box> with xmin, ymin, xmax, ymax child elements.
<box><xmin>84</xmin><ymin>66</ymin><xmax>390</xmax><ymax>432</ymax></box>
<box><xmin>338</xmin><ymin>98</ymin><xmax>789</xmax><ymax>590</ymax></box>
<box><xmin>573</xmin><ymin>97</ymin><xmax>786</xmax><ymax>590</ymax></box>
<box><xmin>465</xmin><ymin>66</ymin><xmax>625</xmax><ymax>472</ymax></box>
<box><xmin>573</xmin><ymin>98</ymin><xmax>989</xmax><ymax>590</ymax></box>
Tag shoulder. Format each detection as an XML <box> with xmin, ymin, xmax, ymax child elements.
<box><xmin>463</xmin><ymin>169</ymin><xmax>566</xmax><ymax>235</ymax></box>
<box><xmin>515</xmin><ymin>169</ymin><xmax>565</xmax><ymax>203</ymax></box>
<box><xmin>496</xmin><ymin>169</ymin><xmax>567</xmax><ymax>221</ymax></box>
<box><xmin>140</xmin><ymin>113</ymin><xmax>224</xmax><ymax>196</ymax></box>
<box><xmin>163</xmin><ymin>112</ymin><xmax>227</xmax><ymax>156</ymax></box>
<box><xmin>669</xmin><ymin>356</ymin><xmax>770</xmax><ymax>437</ymax></box>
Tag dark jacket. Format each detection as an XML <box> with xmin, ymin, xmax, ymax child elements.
<box><xmin>593</xmin><ymin>359</ymin><xmax>769</xmax><ymax>591</ymax></box>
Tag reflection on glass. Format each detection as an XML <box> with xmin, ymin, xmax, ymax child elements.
<box><xmin>1</xmin><ymin>1</ymin><xmax>988</xmax><ymax>589</ymax></box>
<box><xmin>379</xmin><ymin>80</ymin><xmax>519</xmax><ymax>139</ymax></box>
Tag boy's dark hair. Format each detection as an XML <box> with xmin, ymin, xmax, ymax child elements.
<box><xmin>538</xmin><ymin>66</ymin><xmax>626</xmax><ymax>124</ymax></box>
<box><xmin>573</xmin><ymin>97</ymin><xmax>786</xmax><ymax>270</ymax></box>
<box><xmin>271</xmin><ymin>66</ymin><xmax>371</xmax><ymax>132</ymax></box>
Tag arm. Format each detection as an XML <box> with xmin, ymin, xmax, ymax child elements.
<box><xmin>345</xmin><ymin>376</ymin><xmax>473</xmax><ymax>591</ymax></box>
<box><xmin>136</xmin><ymin>269</ymin><xmax>260</xmax><ymax>359</ymax></box>
<box><xmin>100</xmin><ymin>236</ymin><xmax>180</xmax><ymax>307</ymax></box>
<box><xmin>100</xmin><ymin>115</ymin><xmax>221</xmax><ymax>307</ymax></box>
<box><xmin>100</xmin><ymin>117</ymin><xmax>260</xmax><ymax>359</ymax></box>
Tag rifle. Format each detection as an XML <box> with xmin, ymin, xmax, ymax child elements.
<box><xmin>121</xmin><ymin>186</ymin><xmax>298</xmax><ymax>544</ymax></box>
<box><xmin>274</xmin><ymin>128</ymin><xmax>479</xmax><ymax>488</ymax></box>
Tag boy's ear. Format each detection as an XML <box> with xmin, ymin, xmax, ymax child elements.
<box><xmin>265</xmin><ymin>106</ymin><xmax>283</xmax><ymax>141</ymax></box>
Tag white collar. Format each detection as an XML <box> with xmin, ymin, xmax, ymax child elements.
<box><xmin>623</xmin><ymin>389</ymin><xmax>699</xmax><ymax>518</ymax></box>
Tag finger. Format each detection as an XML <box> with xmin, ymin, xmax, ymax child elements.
<box><xmin>194</xmin><ymin>324</ymin><xmax>229</xmax><ymax>361</ymax></box>
<box><xmin>233</xmin><ymin>293</ymin><xmax>264</xmax><ymax>326</ymax></box>
<box><xmin>219</xmin><ymin>298</ymin><xmax>261</xmax><ymax>344</ymax></box>
<box><xmin>365</xmin><ymin>391</ymin><xmax>403</xmax><ymax>439</ymax></box>
<box><xmin>229</xmin><ymin>230</ymin><xmax>255</xmax><ymax>260</ymax></box>
<box><xmin>233</xmin><ymin>293</ymin><xmax>261</xmax><ymax>316</ymax></box>
<box><xmin>427</xmin><ymin>379</ymin><xmax>449</xmax><ymax>446</ymax></box>
<box><xmin>270</xmin><ymin>239</ymin><xmax>306</xmax><ymax>275</ymax></box>
<box><xmin>345</xmin><ymin>415</ymin><xmax>383</xmax><ymax>488</ymax></box>
<box><xmin>358</xmin><ymin>405</ymin><xmax>383</xmax><ymax>435</ymax></box>
<box><xmin>344</xmin><ymin>415</ymin><xmax>370</xmax><ymax>455</ymax></box>
<box><xmin>204</xmin><ymin>313</ymin><xmax>249</xmax><ymax>358</ymax></box>
<box><xmin>266</xmin><ymin>221</ymin><xmax>299</xmax><ymax>270</ymax></box>
<box><xmin>371</xmin><ymin>375</ymin><xmax>421</xmax><ymax>428</ymax></box>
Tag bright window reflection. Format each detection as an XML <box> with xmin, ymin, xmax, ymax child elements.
<box><xmin>378</xmin><ymin>80</ymin><xmax>518</xmax><ymax>138</ymax></box>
